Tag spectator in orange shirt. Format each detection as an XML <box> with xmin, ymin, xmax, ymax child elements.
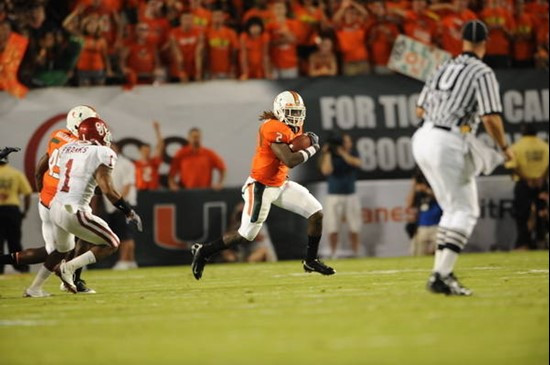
<box><xmin>308</xmin><ymin>36</ymin><xmax>338</xmax><ymax>77</ymax></box>
<box><xmin>333</xmin><ymin>0</ymin><xmax>370</xmax><ymax>76</ymax></box>
<box><xmin>534</xmin><ymin>15</ymin><xmax>549</xmax><ymax>69</ymax></box>
<box><xmin>168</xmin><ymin>127</ymin><xmax>226</xmax><ymax>190</ymax></box>
<box><xmin>366</xmin><ymin>0</ymin><xmax>400</xmax><ymax>74</ymax></box>
<box><xmin>135</xmin><ymin>120</ymin><xmax>164</xmax><ymax>191</ymax></box>
<box><xmin>479</xmin><ymin>0</ymin><xmax>515</xmax><ymax>68</ymax></box>
<box><xmin>438</xmin><ymin>0</ymin><xmax>477</xmax><ymax>57</ymax></box>
<box><xmin>513</xmin><ymin>0</ymin><xmax>536</xmax><ymax>68</ymax></box>
<box><xmin>138</xmin><ymin>0</ymin><xmax>171</xmax><ymax>49</ymax></box>
<box><xmin>69</xmin><ymin>0</ymin><xmax>123</xmax><ymax>57</ymax></box>
<box><xmin>392</xmin><ymin>0</ymin><xmax>439</xmax><ymax>45</ymax></box>
<box><xmin>205</xmin><ymin>8</ymin><xmax>239</xmax><ymax>79</ymax></box>
<box><xmin>242</xmin><ymin>0</ymin><xmax>272</xmax><ymax>26</ymax></box>
<box><xmin>267</xmin><ymin>1</ymin><xmax>301</xmax><ymax>79</ymax></box>
<box><xmin>168</xmin><ymin>12</ymin><xmax>204</xmax><ymax>82</ymax></box>
<box><xmin>120</xmin><ymin>22</ymin><xmax>162</xmax><ymax>84</ymax></box>
<box><xmin>239</xmin><ymin>17</ymin><xmax>271</xmax><ymax>80</ymax></box>
<box><xmin>525</xmin><ymin>0</ymin><xmax>549</xmax><ymax>30</ymax></box>
<box><xmin>190</xmin><ymin>0</ymin><xmax>212</xmax><ymax>29</ymax></box>
<box><xmin>293</xmin><ymin>0</ymin><xmax>328</xmax><ymax>73</ymax></box>
<box><xmin>65</xmin><ymin>14</ymin><xmax>113</xmax><ymax>86</ymax></box>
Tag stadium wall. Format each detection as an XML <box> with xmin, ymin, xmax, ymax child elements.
<box><xmin>19</xmin><ymin>175</ymin><xmax>514</xmax><ymax>267</ymax></box>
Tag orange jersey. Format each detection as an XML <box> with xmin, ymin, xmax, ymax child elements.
<box><xmin>293</xmin><ymin>4</ymin><xmax>324</xmax><ymax>46</ymax></box>
<box><xmin>40</xmin><ymin>129</ymin><xmax>78</xmax><ymax>207</ymax></box>
<box><xmin>240</xmin><ymin>32</ymin><xmax>269</xmax><ymax>78</ymax></box>
<box><xmin>366</xmin><ymin>19</ymin><xmax>400</xmax><ymax>66</ymax></box>
<box><xmin>76</xmin><ymin>36</ymin><xmax>106</xmax><ymax>71</ymax></box>
<box><xmin>125</xmin><ymin>40</ymin><xmax>157</xmax><ymax>74</ymax></box>
<box><xmin>206</xmin><ymin>26</ymin><xmax>239</xmax><ymax>74</ymax></box>
<box><xmin>169</xmin><ymin>146</ymin><xmax>226</xmax><ymax>189</ymax></box>
<box><xmin>250</xmin><ymin>119</ymin><xmax>298</xmax><ymax>187</ymax></box>
<box><xmin>335</xmin><ymin>24</ymin><xmax>368</xmax><ymax>63</ymax></box>
<box><xmin>514</xmin><ymin>13</ymin><xmax>536</xmax><ymax>61</ymax></box>
<box><xmin>135</xmin><ymin>157</ymin><xmax>161</xmax><ymax>190</ymax></box>
<box><xmin>440</xmin><ymin>10</ymin><xmax>478</xmax><ymax>57</ymax></box>
<box><xmin>267</xmin><ymin>20</ymin><xmax>300</xmax><ymax>69</ymax></box>
<box><xmin>480</xmin><ymin>7</ymin><xmax>515</xmax><ymax>56</ymax></box>
<box><xmin>403</xmin><ymin>10</ymin><xmax>439</xmax><ymax>45</ymax></box>
<box><xmin>169</xmin><ymin>26</ymin><xmax>203</xmax><ymax>77</ymax></box>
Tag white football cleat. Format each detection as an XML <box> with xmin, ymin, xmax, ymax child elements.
<box><xmin>23</xmin><ymin>288</ymin><xmax>51</xmax><ymax>298</ymax></box>
<box><xmin>55</xmin><ymin>260</ymin><xmax>77</xmax><ymax>294</ymax></box>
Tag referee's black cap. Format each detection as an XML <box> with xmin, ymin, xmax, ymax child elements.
<box><xmin>462</xmin><ymin>20</ymin><xmax>489</xmax><ymax>43</ymax></box>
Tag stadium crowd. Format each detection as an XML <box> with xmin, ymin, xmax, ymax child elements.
<box><xmin>0</xmin><ymin>0</ymin><xmax>548</xmax><ymax>90</ymax></box>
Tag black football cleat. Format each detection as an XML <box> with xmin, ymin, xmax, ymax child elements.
<box><xmin>427</xmin><ymin>272</ymin><xmax>451</xmax><ymax>295</ymax></box>
<box><xmin>303</xmin><ymin>259</ymin><xmax>336</xmax><ymax>276</ymax></box>
<box><xmin>427</xmin><ymin>272</ymin><xmax>472</xmax><ymax>296</ymax></box>
<box><xmin>191</xmin><ymin>243</ymin><xmax>208</xmax><ymax>280</ymax></box>
<box><xmin>446</xmin><ymin>273</ymin><xmax>473</xmax><ymax>296</ymax></box>
<box><xmin>75</xmin><ymin>279</ymin><xmax>96</xmax><ymax>294</ymax></box>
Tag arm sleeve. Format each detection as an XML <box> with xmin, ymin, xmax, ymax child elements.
<box><xmin>475</xmin><ymin>71</ymin><xmax>503</xmax><ymax>116</ymax></box>
<box><xmin>97</xmin><ymin>147</ymin><xmax>117</xmax><ymax>169</ymax></box>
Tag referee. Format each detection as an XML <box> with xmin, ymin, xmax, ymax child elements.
<box><xmin>412</xmin><ymin>20</ymin><xmax>514</xmax><ymax>296</ymax></box>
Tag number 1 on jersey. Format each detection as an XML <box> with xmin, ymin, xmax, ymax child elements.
<box><xmin>60</xmin><ymin>159</ymin><xmax>74</xmax><ymax>192</ymax></box>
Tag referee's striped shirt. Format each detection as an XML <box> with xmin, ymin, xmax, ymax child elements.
<box><xmin>417</xmin><ymin>52</ymin><xmax>502</xmax><ymax>130</ymax></box>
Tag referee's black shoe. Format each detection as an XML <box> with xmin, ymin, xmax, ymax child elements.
<box><xmin>427</xmin><ymin>273</ymin><xmax>451</xmax><ymax>295</ymax></box>
<box><xmin>303</xmin><ymin>259</ymin><xmax>336</xmax><ymax>275</ymax></box>
<box><xmin>191</xmin><ymin>243</ymin><xmax>208</xmax><ymax>280</ymax></box>
<box><xmin>427</xmin><ymin>272</ymin><xmax>472</xmax><ymax>296</ymax></box>
<box><xmin>446</xmin><ymin>273</ymin><xmax>473</xmax><ymax>296</ymax></box>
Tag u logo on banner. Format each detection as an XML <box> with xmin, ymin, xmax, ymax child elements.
<box><xmin>153</xmin><ymin>202</ymin><xmax>227</xmax><ymax>250</ymax></box>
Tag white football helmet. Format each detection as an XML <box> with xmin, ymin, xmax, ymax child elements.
<box><xmin>66</xmin><ymin>105</ymin><xmax>99</xmax><ymax>136</ymax></box>
<box><xmin>273</xmin><ymin>91</ymin><xmax>306</xmax><ymax>129</ymax></box>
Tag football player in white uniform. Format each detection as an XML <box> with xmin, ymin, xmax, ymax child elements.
<box><xmin>25</xmin><ymin>117</ymin><xmax>142</xmax><ymax>295</ymax></box>
<box><xmin>21</xmin><ymin>106</ymin><xmax>99</xmax><ymax>297</ymax></box>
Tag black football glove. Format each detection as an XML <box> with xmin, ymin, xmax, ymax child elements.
<box><xmin>126</xmin><ymin>210</ymin><xmax>143</xmax><ymax>232</ymax></box>
<box><xmin>305</xmin><ymin>132</ymin><xmax>319</xmax><ymax>147</ymax></box>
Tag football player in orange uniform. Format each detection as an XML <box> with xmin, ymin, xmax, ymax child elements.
<box><xmin>191</xmin><ymin>90</ymin><xmax>335</xmax><ymax>280</ymax></box>
<box><xmin>23</xmin><ymin>106</ymin><xmax>98</xmax><ymax>297</ymax></box>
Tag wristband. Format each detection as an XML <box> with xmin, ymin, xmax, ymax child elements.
<box><xmin>114</xmin><ymin>198</ymin><xmax>132</xmax><ymax>215</ymax></box>
<box><xmin>299</xmin><ymin>150</ymin><xmax>309</xmax><ymax>163</ymax></box>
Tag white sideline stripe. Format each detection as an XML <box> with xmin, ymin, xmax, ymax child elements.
<box><xmin>272</xmin><ymin>266</ymin><xmax>504</xmax><ymax>278</ymax></box>
<box><xmin>516</xmin><ymin>269</ymin><xmax>549</xmax><ymax>274</ymax></box>
<box><xmin>0</xmin><ymin>319</ymin><xmax>58</xmax><ymax>327</ymax></box>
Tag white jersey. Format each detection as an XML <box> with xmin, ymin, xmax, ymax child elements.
<box><xmin>54</xmin><ymin>141</ymin><xmax>117</xmax><ymax>208</ymax></box>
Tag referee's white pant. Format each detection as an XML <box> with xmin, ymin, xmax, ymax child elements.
<box><xmin>412</xmin><ymin>124</ymin><xmax>479</xmax><ymax>249</ymax></box>
<box><xmin>50</xmin><ymin>201</ymin><xmax>120</xmax><ymax>253</ymax></box>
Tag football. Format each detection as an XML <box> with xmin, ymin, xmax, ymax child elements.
<box><xmin>289</xmin><ymin>134</ymin><xmax>312</xmax><ymax>152</ymax></box>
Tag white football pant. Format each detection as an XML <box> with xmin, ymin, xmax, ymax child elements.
<box><xmin>412</xmin><ymin>124</ymin><xmax>479</xmax><ymax>247</ymax></box>
<box><xmin>238</xmin><ymin>177</ymin><xmax>323</xmax><ymax>241</ymax></box>
<box><xmin>38</xmin><ymin>202</ymin><xmax>56</xmax><ymax>254</ymax></box>
<box><xmin>50</xmin><ymin>201</ymin><xmax>120</xmax><ymax>252</ymax></box>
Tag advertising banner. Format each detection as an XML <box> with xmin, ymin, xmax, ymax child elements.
<box><xmin>312</xmin><ymin>175</ymin><xmax>517</xmax><ymax>258</ymax></box>
<box><xmin>388</xmin><ymin>35</ymin><xmax>452</xmax><ymax>81</ymax></box>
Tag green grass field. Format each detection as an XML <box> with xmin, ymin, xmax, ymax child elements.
<box><xmin>0</xmin><ymin>251</ymin><xmax>548</xmax><ymax>365</ymax></box>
